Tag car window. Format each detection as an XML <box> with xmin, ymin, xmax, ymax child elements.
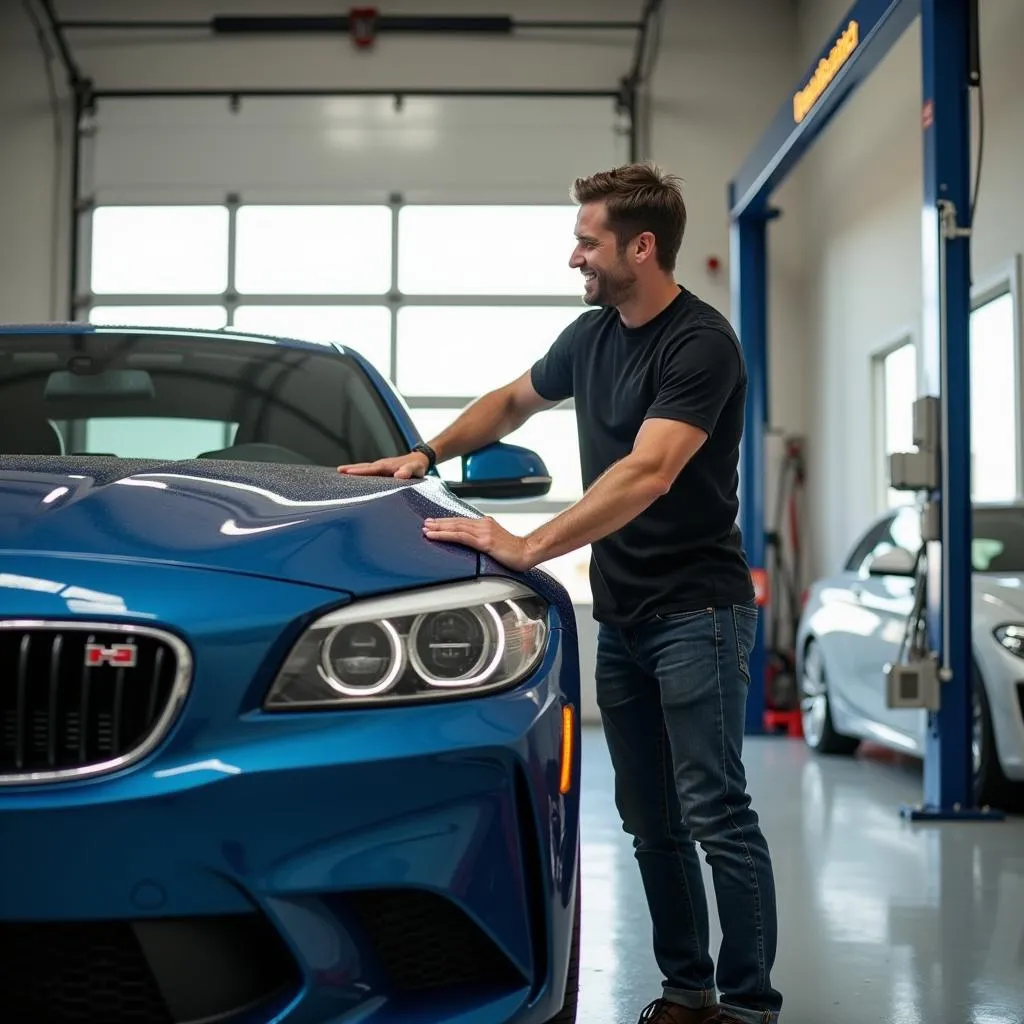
<box><xmin>0</xmin><ymin>330</ymin><xmax>407</xmax><ymax>467</ymax></box>
<box><xmin>972</xmin><ymin>507</ymin><xmax>1024</xmax><ymax>572</ymax></box>
<box><xmin>890</xmin><ymin>506</ymin><xmax>922</xmax><ymax>552</ymax></box>
<box><xmin>844</xmin><ymin>515</ymin><xmax>896</xmax><ymax>573</ymax></box>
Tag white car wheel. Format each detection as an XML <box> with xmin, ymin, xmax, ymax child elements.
<box><xmin>800</xmin><ymin>640</ymin><xmax>859</xmax><ymax>755</ymax></box>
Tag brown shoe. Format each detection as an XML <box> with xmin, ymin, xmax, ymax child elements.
<box><xmin>637</xmin><ymin>998</ymin><xmax>721</xmax><ymax>1023</ymax></box>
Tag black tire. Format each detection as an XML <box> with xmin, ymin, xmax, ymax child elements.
<box><xmin>546</xmin><ymin>870</ymin><xmax>580</xmax><ymax>1023</ymax></box>
<box><xmin>973</xmin><ymin>671</ymin><xmax>1024</xmax><ymax>811</ymax></box>
<box><xmin>800</xmin><ymin>639</ymin><xmax>860</xmax><ymax>756</ymax></box>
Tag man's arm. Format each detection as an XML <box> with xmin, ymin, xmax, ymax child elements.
<box><xmin>422</xmin><ymin>417</ymin><xmax>706</xmax><ymax>570</ymax></box>
<box><xmin>427</xmin><ymin>371</ymin><xmax>557</xmax><ymax>465</ymax></box>
<box><xmin>422</xmin><ymin>325</ymin><xmax>740</xmax><ymax>571</ymax></box>
<box><xmin>340</xmin><ymin>315</ymin><xmax>579</xmax><ymax>478</ymax></box>
<box><xmin>339</xmin><ymin>370</ymin><xmax>555</xmax><ymax>477</ymax></box>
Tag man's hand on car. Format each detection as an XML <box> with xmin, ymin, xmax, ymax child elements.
<box><xmin>423</xmin><ymin>515</ymin><xmax>536</xmax><ymax>573</ymax></box>
<box><xmin>337</xmin><ymin>452</ymin><xmax>430</xmax><ymax>479</ymax></box>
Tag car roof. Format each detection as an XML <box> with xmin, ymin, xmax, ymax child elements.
<box><xmin>0</xmin><ymin>321</ymin><xmax>351</xmax><ymax>357</ymax></box>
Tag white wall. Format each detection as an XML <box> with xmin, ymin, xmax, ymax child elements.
<box><xmin>0</xmin><ymin>6</ymin><xmax>72</xmax><ymax>321</ymax></box>
<box><xmin>794</xmin><ymin>0</ymin><xmax>1024</xmax><ymax>576</ymax></box>
<box><xmin>0</xmin><ymin>0</ymin><xmax>806</xmax><ymax>723</ymax></box>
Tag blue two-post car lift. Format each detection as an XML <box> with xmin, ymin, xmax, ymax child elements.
<box><xmin>729</xmin><ymin>0</ymin><xmax>998</xmax><ymax>821</ymax></box>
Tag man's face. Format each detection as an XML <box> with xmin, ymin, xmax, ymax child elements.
<box><xmin>569</xmin><ymin>201</ymin><xmax>638</xmax><ymax>307</ymax></box>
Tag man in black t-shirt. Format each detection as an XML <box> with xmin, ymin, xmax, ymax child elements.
<box><xmin>338</xmin><ymin>163</ymin><xmax>782</xmax><ymax>1024</ymax></box>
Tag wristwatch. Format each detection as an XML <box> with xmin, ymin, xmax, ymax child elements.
<box><xmin>411</xmin><ymin>441</ymin><xmax>437</xmax><ymax>471</ymax></box>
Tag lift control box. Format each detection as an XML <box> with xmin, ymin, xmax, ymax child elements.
<box><xmin>889</xmin><ymin>396</ymin><xmax>941</xmax><ymax>492</ymax></box>
<box><xmin>885</xmin><ymin>654</ymin><xmax>941</xmax><ymax>711</ymax></box>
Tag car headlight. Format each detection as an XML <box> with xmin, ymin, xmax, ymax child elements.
<box><xmin>264</xmin><ymin>577</ymin><xmax>550</xmax><ymax>709</ymax></box>
<box><xmin>994</xmin><ymin>624</ymin><xmax>1024</xmax><ymax>658</ymax></box>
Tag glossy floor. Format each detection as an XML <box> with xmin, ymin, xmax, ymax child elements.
<box><xmin>576</xmin><ymin>726</ymin><xmax>1024</xmax><ymax>1024</ymax></box>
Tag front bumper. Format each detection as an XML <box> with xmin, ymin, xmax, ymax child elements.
<box><xmin>0</xmin><ymin>622</ymin><xmax>580</xmax><ymax>1024</ymax></box>
<box><xmin>977</xmin><ymin>639</ymin><xmax>1024</xmax><ymax>782</ymax></box>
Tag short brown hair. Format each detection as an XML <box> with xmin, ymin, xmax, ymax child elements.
<box><xmin>571</xmin><ymin>162</ymin><xmax>686</xmax><ymax>271</ymax></box>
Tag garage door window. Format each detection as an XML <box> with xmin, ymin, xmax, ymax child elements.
<box><xmin>397</xmin><ymin>205</ymin><xmax>581</xmax><ymax>295</ymax></box>
<box><xmin>234</xmin><ymin>205</ymin><xmax>392</xmax><ymax>295</ymax></box>
<box><xmin>82</xmin><ymin>199</ymin><xmax>592</xmax><ymax>604</ymax></box>
<box><xmin>91</xmin><ymin>206</ymin><xmax>229</xmax><ymax>294</ymax></box>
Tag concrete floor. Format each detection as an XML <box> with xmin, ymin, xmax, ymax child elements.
<box><xmin>575</xmin><ymin>726</ymin><xmax>1024</xmax><ymax>1024</ymax></box>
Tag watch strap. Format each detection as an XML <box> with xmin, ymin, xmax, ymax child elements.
<box><xmin>411</xmin><ymin>441</ymin><xmax>437</xmax><ymax>471</ymax></box>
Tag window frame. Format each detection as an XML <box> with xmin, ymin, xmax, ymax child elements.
<box><xmin>78</xmin><ymin>195</ymin><xmax>590</xmax><ymax>594</ymax></box>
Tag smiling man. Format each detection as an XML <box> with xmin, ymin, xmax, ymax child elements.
<box><xmin>338</xmin><ymin>162</ymin><xmax>783</xmax><ymax>1024</ymax></box>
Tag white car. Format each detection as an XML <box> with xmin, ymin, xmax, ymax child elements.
<box><xmin>796</xmin><ymin>501</ymin><xmax>1024</xmax><ymax>809</ymax></box>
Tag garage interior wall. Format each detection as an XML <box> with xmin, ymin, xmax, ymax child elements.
<box><xmin>0</xmin><ymin>0</ymin><xmax>807</xmax><ymax>723</ymax></box>
<box><xmin>793</xmin><ymin>0</ymin><xmax>1024</xmax><ymax>580</ymax></box>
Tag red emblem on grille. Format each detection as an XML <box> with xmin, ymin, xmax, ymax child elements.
<box><xmin>85</xmin><ymin>643</ymin><xmax>137</xmax><ymax>668</ymax></box>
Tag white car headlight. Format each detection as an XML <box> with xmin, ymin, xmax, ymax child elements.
<box><xmin>264</xmin><ymin>577</ymin><xmax>550</xmax><ymax>709</ymax></box>
<box><xmin>994</xmin><ymin>624</ymin><xmax>1024</xmax><ymax>658</ymax></box>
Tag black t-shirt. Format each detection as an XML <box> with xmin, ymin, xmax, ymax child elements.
<box><xmin>530</xmin><ymin>286</ymin><xmax>754</xmax><ymax>626</ymax></box>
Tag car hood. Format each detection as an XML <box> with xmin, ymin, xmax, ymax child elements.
<box><xmin>976</xmin><ymin>573</ymin><xmax>1024</xmax><ymax>621</ymax></box>
<box><xmin>0</xmin><ymin>455</ymin><xmax>481</xmax><ymax>595</ymax></box>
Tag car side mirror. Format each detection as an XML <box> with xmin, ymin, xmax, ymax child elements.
<box><xmin>867</xmin><ymin>546</ymin><xmax>917</xmax><ymax>577</ymax></box>
<box><xmin>445</xmin><ymin>442</ymin><xmax>552</xmax><ymax>500</ymax></box>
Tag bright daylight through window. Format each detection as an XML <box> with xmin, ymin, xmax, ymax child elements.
<box><xmin>877</xmin><ymin>288</ymin><xmax>1019</xmax><ymax>510</ymax></box>
<box><xmin>86</xmin><ymin>201</ymin><xmax>593</xmax><ymax>604</ymax></box>
<box><xmin>879</xmin><ymin>340</ymin><xmax>917</xmax><ymax>510</ymax></box>
<box><xmin>970</xmin><ymin>290</ymin><xmax>1018</xmax><ymax>502</ymax></box>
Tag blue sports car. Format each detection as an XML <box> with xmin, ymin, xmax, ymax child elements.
<box><xmin>0</xmin><ymin>322</ymin><xmax>582</xmax><ymax>1024</ymax></box>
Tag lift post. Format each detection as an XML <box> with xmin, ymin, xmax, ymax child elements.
<box><xmin>729</xmin><ymin>0</ymin><xmax>998</xmax><ymax>820</ymax></box>
<box><xmin>907</xmin><ymin>0</ymin><xmax>999</xmax><ymax>821</ymax></box>
<box><xmin>730</xmin><ymin>208</ymin><xmax>775</xmax><ymax>736</ymax></box>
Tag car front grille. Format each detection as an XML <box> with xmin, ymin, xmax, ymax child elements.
<box><xmin>0</xmin><ymin>622</ymin><xmax>190</xmax><ymax>784</ymax></box>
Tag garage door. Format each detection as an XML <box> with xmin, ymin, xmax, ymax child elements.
<box><xmin>75</xmin><ymin>95</ymin><xmax>627</xmax><ymax>605</ymax></box>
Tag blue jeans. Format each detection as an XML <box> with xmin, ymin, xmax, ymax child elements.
<box><xmin>595</xmin><ymin>604</ymin><xmax>782</xmax><ymax>1024</ymax></box>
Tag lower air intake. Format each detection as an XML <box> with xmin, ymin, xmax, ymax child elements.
<box><xmin>0</xmin><ymin>914</ymin><xmax>300</xmax><ymax>1024</ymax></box>
<box><xmin>341</xmin><ymin>888</ymin><xmax>526</xmax><ymax>994</ymax></box>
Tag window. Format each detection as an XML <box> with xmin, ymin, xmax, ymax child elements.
<box><xmin>0</xmin><ymin>331</ymin><xmax>404</xmax><ymax>467</ymax></box>
<box><xmin>845</xmin><ymin>516</ymin><xmax>896</xmax><ymax>573</ymax></box>
<box><xmin>970</xmin><ymin>290</ymin><xmax>1017</xmax><ymax>502</ymax></box>
<box><xmin>91</xmin><ymin>206</ymin><xmax>229</xmax><ymax>294</ymax></box>
<box><xmin>398</xmin><ymin>205</ymin><xmax>581</xmax><ymax>295</ymax></box>
<box><xmin>85</xmin><ymin>417</ymin><xmax>234</xmax><ymax>460</ymax></box>
<box><xmin>972</xmin><ymin>506</ymin><xmax>1024</xmax><ymax>572</ymax></box>
<box><xmin>82</xmin><ymin>200</ymin><xmax>593</xmax><ymax>604</ymax></box>
<box><xmin>234</xmin><ymin>205</ymin><xmax>392</xmax><ymax>294</ymax></box>
<box><xmin>875</xmin><ymin>289</ymin><xmax>1020</xmax><ymax>511</ymax></box>
<box><xmin>396</xmin><ymin>305</ymin><xmax>580</xmax><ymax>397</ymax></box>
<box><xmin>844</xmin><ymin>506</ymin><xmax>921</xmax><ymax>576</ymax></box>
<box><xmin>875</xmin><ymin>340</ymin><xmax>917</xmax><ymax>509</ymax></box>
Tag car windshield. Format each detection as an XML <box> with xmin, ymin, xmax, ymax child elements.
<box><xmin>972</xmin><ymin>507</ymin><xmax>1024</xmax><ymax>573</ymax></box>
<box><xmin>0</xmin><ymin>330</ymin><xmax>407</xmax><ymax>467</ymax></box>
